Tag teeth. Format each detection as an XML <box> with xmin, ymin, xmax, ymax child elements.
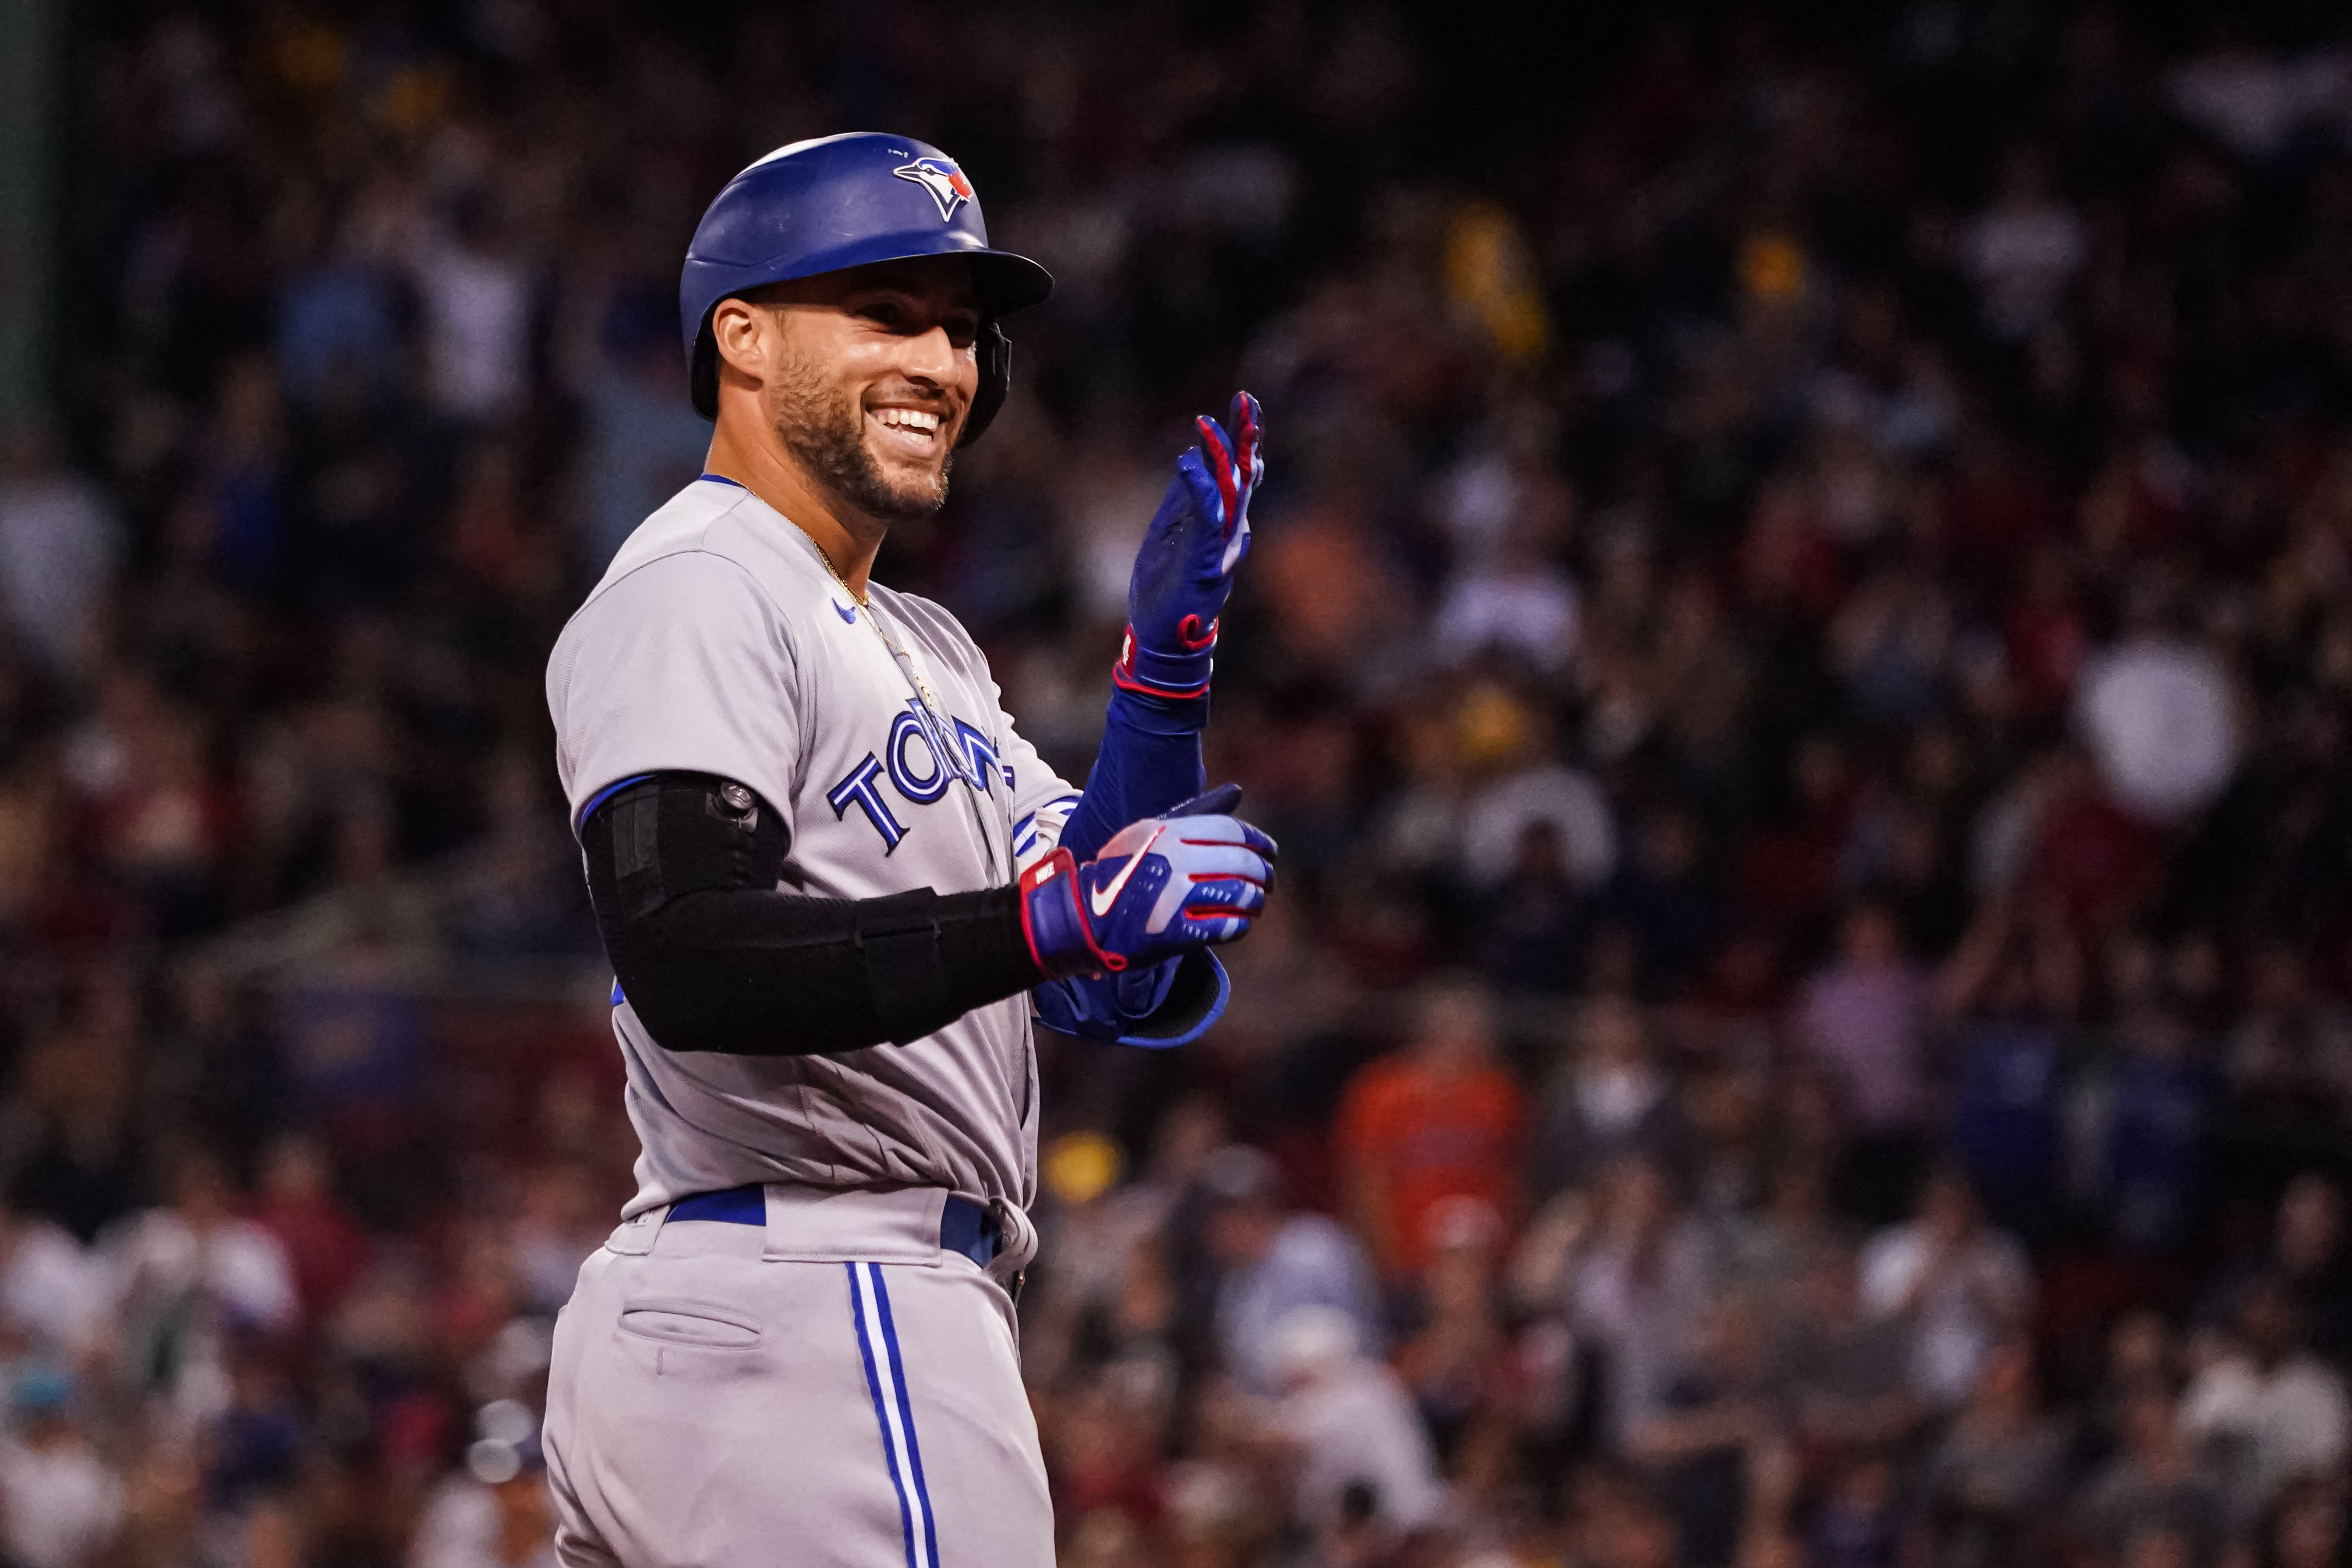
<box><xmin>875</xmin><ymin>409</ymin><xmax>940</xmax><ymax>433</ymax></box>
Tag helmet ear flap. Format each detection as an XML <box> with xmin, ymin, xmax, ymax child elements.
<box><xmin>691</xmin><ymin>319</ymin><xmax>721</xmax><ymax>421</ymax></box>
<box><xmin>959</xmin><ymin>320</ymin><xmax>1011</xmax><ymax>448</ymax></box>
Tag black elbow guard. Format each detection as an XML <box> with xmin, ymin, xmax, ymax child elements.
<box><xmin>577</xmin><ymin>773</ymin><xmax>1038</xmax><ymax>1053</ymax></box>
<box><xmin>583</xmin><ymin>772</ymin><xmax>787</xmax><ymax>917</ymax></box>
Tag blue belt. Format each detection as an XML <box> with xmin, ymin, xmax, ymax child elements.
<box><xmin>667</xmin><ymin>1185</ymin><xmax>1003</xmax><ymax>1270</ymax></box>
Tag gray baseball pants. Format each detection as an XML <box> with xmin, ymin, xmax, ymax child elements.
<box><xmin>544</xmin><ymin>1187</ymin><xmax>1053</xmax><ymax>1567</ymax></box>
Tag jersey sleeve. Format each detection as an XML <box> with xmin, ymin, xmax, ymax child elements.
<box><xmin>548</xmin><ymin>552</ymin><xmax>802</xmax><ymax>836</ymax></box>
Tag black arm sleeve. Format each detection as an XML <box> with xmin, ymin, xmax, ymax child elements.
<box><xmin>580</xmin><ymin>773</ymin><xmax>1046</xmax><ymax>1054</ymax></box>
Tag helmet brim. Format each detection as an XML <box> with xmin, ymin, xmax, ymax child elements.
<box><xmin>966</xmin><ymin>249</ymin><xmax>1055</xmax><ymax>317</ymax></box>
<box><xmin>800</xmin><ymin>245</ymin><xmax>1053</xmax><ymax>317</ymax></box>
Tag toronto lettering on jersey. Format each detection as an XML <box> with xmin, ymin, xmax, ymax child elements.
<box><xmin>826</xmin><ymin>698</ymin><xmax>1014</xmax><ymax>851</ymax></box>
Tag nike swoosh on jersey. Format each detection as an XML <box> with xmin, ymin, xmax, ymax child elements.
<box><xmin>1088</xmin><ymin>825</ymin><xmax>1166</xmax><ymax>918</ymax></box>
<box><xmin>832</xmin><ymin>599</ymin><xmax>859</xmax><ymax>624</ymax></box>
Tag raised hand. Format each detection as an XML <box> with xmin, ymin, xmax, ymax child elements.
<box><xmin>1115</xmin><ymin>393</ymin><xmax>1264</xmax><ymax>700</ymax></box>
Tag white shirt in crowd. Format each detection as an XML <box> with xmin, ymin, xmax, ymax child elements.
<box><xmin>2179</xmin><ymin>1350</ymin><xmax>2350</xmax><ymax>1515</ymax></box>
<box><xmin>0</xmin><ymin>1220</ymin><xmax>113</xmax><ymax>1357</ymax></box>
<box><xmin>2076</xmin><ymin>634</ymin><xmax>2238</xmax><ymax>824</ymax></box>
<box><xmin>105</xmin><ymin>1210</ymin><xmax>301</xmax><ymax>1333</ymax></box>
<box><xmin>1270</xmin><ymin>1308</ymin><xmax>1448</xmax><ymax>1538</ymax></box>
<box><xmin>1964</xmin><ymin>198</ymin><xmax>2086</xmax><ymax>338</ymax></box>
<box><xmin>0</xmin><ymin>1436</ymin><xmax>123</xmax><ymax>1568</ymax></box>
<box><xmin>1462</xmin><ymin>764</ymin><xmax>1618</xmax><ymax>890</ymax></box>
<box><xmin>1859</xmin><ymin>1221</ymin><xmax>2035</xmax><ymax>1408</ymax></box>
<box><xmin>1432</xmin><ymin>565</ymin><xmax>1580</xmax><ymax>673</ymax></box>
<box><xmin>412</xmin><ymin>1477</ymin><xmax>559</xmax><ymax>1568</ymax></box>
<box><xmin>0</xmin><ymin>470</ymin><xmax>119</xmax><ymax>679</ymax></box>
<box><xmin>415</xmin><ymin>240</ymin><xmax>532</xmax><ymax>420</ymax></box>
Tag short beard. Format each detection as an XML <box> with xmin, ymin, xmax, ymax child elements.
<box><xmin>770</xmin><ymin>350</ymin><xmax>951</xmax><ymax>525</ymax></box>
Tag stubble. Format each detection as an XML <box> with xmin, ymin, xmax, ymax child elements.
<box><xmin>769</xmin><ymin>347</ymin><xmax>952</xmax><ymax>525</ymax></box>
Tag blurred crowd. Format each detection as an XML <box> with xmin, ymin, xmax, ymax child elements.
<box><xmin>5</xmin><ymin>1</ymin><xmax>2352</xmax><ymax>1565</ymax></box>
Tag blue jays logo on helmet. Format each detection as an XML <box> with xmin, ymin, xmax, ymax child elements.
<box><xmin>894</xmin><ymin>157</ymin><xmax>975</xmax><ymax>222</ymax></box>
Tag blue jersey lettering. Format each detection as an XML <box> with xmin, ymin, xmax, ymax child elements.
<box><xmin>886</xmin><ymin>708</ymin><xmax>951</xmax><ymax>803</ymax></box>
<box><xmin>827</xmin><ymin>754</ymin><xmax>909</xmax><ymax>851</ymax></box>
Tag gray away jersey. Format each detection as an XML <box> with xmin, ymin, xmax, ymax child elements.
<box><xmin>546</xmin><ymin>476</ymin><xmax>1081</xmax><ymax>1217</ymax></box>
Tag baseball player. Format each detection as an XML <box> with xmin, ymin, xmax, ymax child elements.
<box><xmin>540</xmin><ymin>132</ymin><xmax>1275</xmax><ymax>1567</ymax></box>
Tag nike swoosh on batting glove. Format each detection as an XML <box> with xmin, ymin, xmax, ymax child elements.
<box><xmin>1115</xmin><ymin>392</ymin><xmax>1264</xmax><ymax>700</ymax></box>
<box><xmin>1018</xmin><ymin>783</ymin><xmax>1276</xmax><ymax>978</ymax></box>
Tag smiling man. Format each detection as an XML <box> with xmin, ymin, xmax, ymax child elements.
<box><xmin>539</xmin><ymin>134</ymin><xmax>1276</xmax><ymax>1566</ymax></box>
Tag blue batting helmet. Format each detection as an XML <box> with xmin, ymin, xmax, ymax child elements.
<box><xmin>680</xmin><ymin>132</ymin><xmax>1053</xmax><ymax>444</ymax></box>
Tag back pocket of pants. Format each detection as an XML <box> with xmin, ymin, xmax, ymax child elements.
<box><xmin>618</xmin><ymin>1298</ymin><xmax>763</xmax><ymax>1350</ymax></box>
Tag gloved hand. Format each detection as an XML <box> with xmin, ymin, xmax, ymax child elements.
<box><xmin>1114</xmin><ymin>393</ymin><xmax>1264</xmax><ymax>700</ymax></box>
<box><xmin>1032</xmin><ymin>952</ymin><xmax>1230</xmax><ymax>1049</ymax></box>
<box><xmin>1019</xmin><ymin>784</ymin><xmax>1276</xmax><ymax>978</ymax></box>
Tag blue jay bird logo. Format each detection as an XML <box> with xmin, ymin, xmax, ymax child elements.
<box><xmin>894</xmin><ymin>157</ymin><xmax>974</xmax><ymax>222</ymax></box>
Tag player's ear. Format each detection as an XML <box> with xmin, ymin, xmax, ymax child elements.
<box><xmin>709</xmin><ymin>296</ymin><xmax>776</xmax><ymax>388</ymax></box>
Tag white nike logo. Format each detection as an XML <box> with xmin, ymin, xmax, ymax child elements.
<box><xmin>1089</xmin><ymin>825</ymin><xmax>1166</xmax><ymax>918</ymax></box>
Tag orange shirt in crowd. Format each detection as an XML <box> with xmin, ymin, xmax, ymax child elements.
<box><xmin>1335</xmin><ymin>1054</ymin><xmax>1527</xmax><ymax>1281</ymax></box>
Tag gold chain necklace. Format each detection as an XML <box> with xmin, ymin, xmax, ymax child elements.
<box><xmin>798</xmin><ymin>525</ymin><xmax>983</xmax><ymax>795</ymax></box>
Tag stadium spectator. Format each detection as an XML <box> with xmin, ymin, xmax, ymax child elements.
<box><xmin>1860</xmin><ymin>1170</ymin><xmax>2036</xmax><ymax>1409</ymax></box>
<box><xmin>1392</xmin><ymin>1196</ymin><xmax>1511</xmax><ymax>1462</ymax></box>
<box><xmin>2249</xmin><ymin>1476</ymin><xmax>2350</xmax><ymax>1568</ymax></box>
<box><xmin>1808</xmin><ymin>1449</ymin><xmax>1905</xmax><ymax>1568</ymax></box>
<box><xmin>1335</xmin><ymin>980</ymin><xmax>1527</xmax><ymax>1287</ymax></box>
<box><xmin>2076</xmin><ymin>593</ymin><xmax>2241</xmax><ymax>826</ymax></box>
<box><xmin>411</xmin><ymin>1407</ymin><xmax>556</xmax><ymax>1568</ymax></box>
<box><xmin>2072</xmin><ymin>1382</ymin><xmax>2230</xmax><ymax>1568</ymax></box>
<box><xmin>1779</xmin><ymin>1241</ymin><xmax>1919</xmax><ymax>1456</ymax></box>
<box><xmin>1267</xmin><ymin>1306</ymin><xmax>1448</xmax><ymax>1545</ymax></box>
<box><xmin>2089</xmin><ymin>990</ymin><xmax>2219</xmax><ymax>1254</ymax></box>
<box><xmin>2178</xmin><ymin>1280</ymin><xmax>2351</xmax><ymax>1528</ymax></box>
<box><xmin>1432</xmin><ymin>523</ymin><xmax>1582</xmax><ymax>673</ymax></box>
<box><xmin>1528</xmin><ymin>993</ymin><xmax>1693</xmax><ymax>1204</ymax></box>
<box><xmin>1201</xmin><ymin>1144</ymin><xmax>1381</xmax><ymax>1397</ymax></box>
<box><xmin>0</xmin><ymin>428</ymin><xmax>117</xmax><ymax>683</ymax></box>
<box><xmin>0</xmin><ymin>1196</ymin><xmax>109</xmax><ymax>1359</ymax></box>
<box><xmin>1561</xmin><ymin>1154</ymin><xmax>1717</xmax><ymax>1448</ymax></box>
<box><xmin>1964</xmin><ymin>145</ymin><xmax>2089</xmax><ymax>340</ymax></box>
<box><xmin>1916</xmin><ymin>1342</ymin><xmax>2071</xmax><ymax>1568</ymax></box>
<box><xmin>0</xmin><ymin>1367</ymin><xmax>123</xmax><ymax>1568</ymax></box>
<box><xmin>1937</xmin><ymin>898</ymin><xmax>2081</xmax><ymax>1242</ymax></box>
<box><xmin>249</xmin><ymin>1133</ymin><xmax>370</xmax><ymax>1324</ymax></box>
<box><xmin>1624</xmin><ymin>1293</ymin><xmax>1790</xmax><ymax>1568</ymax></box>
<box><xmin>2197</xmin><ymin>1173</ymin><xmax>2352</xmax><ymax>1370</ymax></box>
<box><xmin>1800</xmin><ymin>900</ymin><xmax>1930</xmax><ymax>1217</ymax></box>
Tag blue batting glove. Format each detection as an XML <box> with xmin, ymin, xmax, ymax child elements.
<box><xmin>1114</xmin><ymin>393</ymin><xmax>1264</xmax><ymax>700</ymax></box>
<box><xmin>1019</xmin><ymin>784</ymin><xmax>1276</xmax><ymax>977</ymax></box>
<box><xmin>1033</xmin><ymin>953</ymin><xmax>1232</xmax><ymax>1049</ymax></box>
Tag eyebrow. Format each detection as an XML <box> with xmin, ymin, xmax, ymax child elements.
<box><xmin>848</xmin><ymin>282</ymin><xmax>979</xmax><ymax>316</ymax></box>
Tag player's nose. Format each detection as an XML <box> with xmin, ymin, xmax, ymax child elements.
<box><xmin>894</xmin><ymin>322</ymin><xmax>966</xmax><ymax>393</ymax></box>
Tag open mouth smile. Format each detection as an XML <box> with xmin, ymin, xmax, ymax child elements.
<box><xmin>868</xmin><ymin>405</ymin><xmax>949</xmax><ymax>457</ymax></box>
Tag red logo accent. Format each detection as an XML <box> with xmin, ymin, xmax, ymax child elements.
<box><xmin>894</xmin><ymin>158</ymin><xmax>974</xmax><ymax>222</ymax></box>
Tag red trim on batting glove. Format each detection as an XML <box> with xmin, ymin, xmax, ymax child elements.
<box><xmin>1018</xmin><ymin>848</ymin><xmax>1128</xmax><ymax>977</ymax></box>
<box><xmin>1197</xmin><ymin>416</ymin><xmax>1240</xmax><ymax>523</ymax></box>
<box><xmin>1112</xmin><ymin>626</ymin><xmax>1213</xmax><ymax>701</ymax></box>
<box><xmin>1110</xmin><ymin>661</ymin><xmax>1211</xmax><ymax>700</ymax></box>
<box><xmin>1016</xmin><ymin>851</ymin><xmax>1064</xmax><ymax>976</ymax></box>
